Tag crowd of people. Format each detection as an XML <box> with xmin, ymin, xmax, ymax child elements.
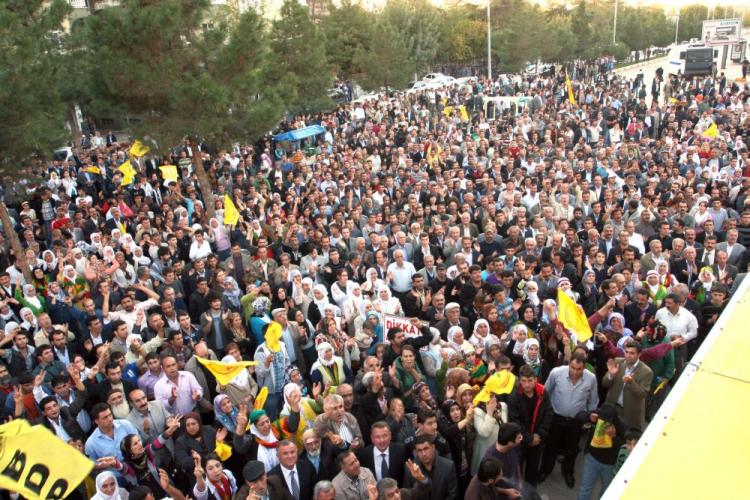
<box><xmin>0</xmin><ymin>57</ymin><xmax>748</xmax><ymax>500</ymax></box>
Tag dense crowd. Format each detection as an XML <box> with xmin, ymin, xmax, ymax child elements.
<box><xmin>0</xmin><ymin>59</ymin><xmax>748</xmax><ymax>500</ymax></box>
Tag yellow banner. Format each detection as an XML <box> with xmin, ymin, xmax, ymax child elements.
<box><xmin>129</xmin><ymin>140</ymin><xmax>150</xmax><ymax>157</ymax></box>
<box><xmin>82</xmin><ymin>166</ymin><xmax>100</xmax><ymax>175</ymax></box>
<box><xmin>557</xmin><ymin>289</ymin><xmax>592</xmax><ymax>342</ymax></box>
<box><xmin>118</xmin><ymin>160</ymin><xmax>137</xmax><ymax>186</ymax></box>
<box><xmin>159</xmin><ymin>165</ymin><xmax>179</xmax><ymax>184</ymax></box>
<box><xmin>704</xmin><ymin>122</ymin><xmax>718</xmax><ymax>138</ymax></box>
<box><xmin>566</xmin><ymin>75</ymin><xmax>576</xmax><ymax>106</ymax></box>
<box><xmin>195</xmin><ymin>356</ymin><xmax>257</xmax><ymax>386</ymax></box>
<box><xmin>0</xmin><ymin>420</ymin><xmax>94</xmax><ymax>499</ymax></box>
<box><xmin>265</xmin><ymin>321</ymin><xmax>282</xmax><ymax>353</ymax></box>
<box><xmin>224</xmin><ymin>194</ymin><xmax>240</xmax><ymax>226</ymax></box>
<box><xmin>473</xmin><ymin>370</ymin><xmax>516</xmax><ymax>405</ymax></box>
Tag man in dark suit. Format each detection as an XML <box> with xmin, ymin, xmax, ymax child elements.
<box><xmin>301</xmin><ymin>429</ymin><xmax>339</xmax><ymax>481</ymax></box>
<box><xmin>404</xmin><ymin>435</ymin><xmax>457</xmax><ymax>500</ymax></box>
<box><xmin>270</xmin><ymin>440</ymin><xmax>318</xmax><ymax>500</ymax></box>
<box><xmin>237</xmin><ymin>461</ymin><xmax>294</xmax><ymax>500</ymax></box>
<box><xmin>36</xmin><ymin>370</ymin><xmax>89</xmax><ymax>441</ymax></box>
<box><xmin>90</xmin><ymin>362</ymin><xmax>136</xmax><ymax>405</ymax></box>
<box><xmin>358</xmin><ymin>421</ymin><xmax>408</xmax><ymax>486</ymax></box>
<box><xmin>713</xmin><ymin>250</ymin><xmax>739</xmax><ymax>287</ymax></box>
<box><xmin>624</xmin><ymin>289</ymin><xmax>657</xmax><ymax>334</ymax></box>
<box><xmin>433</xmin><ymin>302</ymin><xmax>470</xmax><ymax>341</ymax></box>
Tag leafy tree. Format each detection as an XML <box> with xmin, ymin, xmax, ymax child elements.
<box><xmin>0</xmin><ymin>0</ymin><xmax>72</xmax><ymax>283</ymax></box>
<box><xmin>570</xmin><ymin>0</ymin><xmax>593</xmax><ymax>54</ymax></box>
<box><xmin>436</xmin><ymin>3</ymin><xmax>485</xmax><ymax>63</ymax></box>
<box><xmin>354</xmin><ymin>20</ymin><xmax>415</xmax><ymax>91</ymax></box>
<box><xmin>270</xmin><ymin>0</ymin><xmax>333</xmax><ymax>113</ymax></box>
<box><xmin>320</xmin><ymin>0</ymin><xmax>375</xmax><ymax>78</ymax></box>
<box><xmin>381</xmin><ymin>0</ymin><xmax>442</xmax><ymax>74</ymax></box>
<box><xmin>677</xmin><ymin>4</ymin><xmax>709</xmax><ymax>42</ymax></box>
<box><xmin>76</xmin><ymin>0</ymin><xmax>287</xmax><ymax>220</ymax></box>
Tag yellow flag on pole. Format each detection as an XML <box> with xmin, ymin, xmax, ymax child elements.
<box><xmin>159</xmin><ymin>165</ymin><xmax>179</xmax><ymax>183</ymax></box>
<box><xmin>129</xmin><ymin>140</ymin><xmax>150</xmax><ymax>157</ymax></box>
<box><xmin>195</xmin><ymin>356</ymin><xmax>257</xmax><ymax>386</ymax></box>
<box><xmin>223</xmin><ymin>194</ymin><xmax>240</xmax><ymax>226</ymax></box>
<box><xmin>704</xmin><ymin>122</ymin><xmax>718</xmax><ymax>138</ymax></box>
<box><xmin>557</xmin><ymin>288</ymin><xmax>592</xmax><ymax>342</ymax></box>
<box><xmin>0</xmin><ymin>420</ymin><xmax>94</xmax><ymax>499</ymax></box>
<box><xmin>265</xmin><ymin>322</ymin><xmax>283</xmax><ymax>353</ymax></box>
<box><xmin>566</xmin><ymin>75</ymin><xmax>577</xmax><ymax>106</ymax></box>
<box><xmin>118</xmin><ymin>160</ymin><xmax>137</xmax><ymax>186</ymax></box>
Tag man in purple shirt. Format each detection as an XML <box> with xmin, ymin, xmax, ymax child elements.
<box><xmin>153</xmin><ymin>355</ymin><xmax>204</xmax><ymax>415</ymax></box>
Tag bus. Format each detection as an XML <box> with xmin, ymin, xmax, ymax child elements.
<box><xmin>667</xmin><ymin>44</ymin><xmax>718</xmax><ymax>77</ymax></box>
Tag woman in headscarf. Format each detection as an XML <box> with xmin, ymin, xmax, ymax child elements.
<box><xmin>218</xmin><ymin>347</ymin><xmax>258</xmax><ymax>406</ymax></box>
<box><xmin>642</xmin><ymin>270</ymin><xmax>668</xmax><ymax>307</ymax></box>
<box><xmin>90</xmin><ymin>232</ymin><xmax>104</xmax><ymax>256</ymax></box>
<box><xmin>307</xmin><ymin>284</ymin><xmax>330</xmax><ymax>328</ymax></box>
<box><xmin>41</xmin><ymin>250</ymin><xmax>58</xmax><ymax>275</ymax></box>
<box><xmin>447</xmin><ymin>325</ymin><xmax>475</xmax><ymax>358</ymax></box>
<box><xmin>207</xmin><ymin>218</ymin><xmax>231</xmax><ymax>261</ymax></box>
<box><xmin>558</xmin><ymin>277</ymin><xmax>579</xmax><ymax>302</ymax></box>
<box><xmin>372</xmin><ymin>285</ymin><xmax>404</xmax><ymax>316</ymax></box>
<box><xmin>278</xmin><ymin>382</ymin><xmax>323</xmax><ymax>450</ymax></box>
<box><xmin>468</xmin><ymin>319</ymin><xmax>501</xmax><ymax>358</ymax></box>
<box><xmin>14</xmin><ymin>283</ymin><xmax>46</xmax><ymax>316</ymax></box>
<box><xmin>132</xmin><ymin>246</ymin><xmax>151</xmax><ymax>268</ymax></box>
<box><xmin>525</xmin><ymin>280</ymin><xmax>541</xmax><ymax>307</ymax></box>
<box><xmin>192</xmin><ymin>453</ymin><xmax>239</xmax><ymax>500</ymax></box>
<box><xmin>90</xmin><ymin>471</ymin><xmax>129</xmax><ymax>500</ymax></box>
<box><xmin>174</xmin><ymin>412</ymin><xmax>223</xmax><ymax>475</ymax></box>
<box><xmin>361</xmin><ymin>267</ymin><xmax>384</xmax><ymax>298</ymax></box>
<box><xmin>59</xmin><ymin>264</ymin><xmax>89</xmax><ymax>307</ymax></box>
<box><xmin>309</xmin><ymin>341</ymin><xmax>350</xmax><ymax>390</ymax></box>
<box><xmin>213</xmin><ymin>394</ymin><xmax>240</xmax><ymax>437</ymax></box>
<box><xmin>577</xmin><ymin>269</ymin><xmax>601</xmax><ymax>316</ymax></box>
<box><xmin>692</xmin><ymin>266</ymin><xmax>716</xmax><ymax>305</ymax></box>
<box><xmin>438</xmin><ymin>398</ymin><xmax>475</xmax><ymax>498</ymax></box>
<box><xmin>357</xmin><ymin>309</ymin><xmax>382</xmax><ymax>355</ymax></box>
<box><xmin>519</xmin><ymin>303</ymin><xmax>540</xmax><ymax>335</ymax></box>
<box><xmin>31</xmin><ymin>267</ymin><xmax>51</xmax><ymax>296</ymax></box>
<box><xmin>220</xmin><ymin>276</ymin><xmax>242</xmax><ymax>313</ymax></box>
<box><xmin>504</xmin><ymin>323</ymin><xmax>531</xmax><ymax>373</ymax></box>
<box><xmin>482</xmin><ymin>303</ymin><xmax>506</xmax><ymax>338</ymax></box>
<box><xmin>249</xmin><ymin>409</ymin><xmax>280</xmax><ymax>472</ymax></box>
<box><xmin>656</xmin><ymin>260</ymin><xmax>676</xmax><ymax>291</ymax></box>
<box><xmin>112</xmin><ymin>251</ymin><xmax>136</xmax><ymax>290</ymax></box>
<box><xmin>392</xmin><ymin>344</ymin><xmax>426</xmax><ymax>409</ymax></box>
<box><xmin>523</xmin><ymin>338</ymin><xmax>551</xmax><ymax>383</ymax></box>
<box><xmin>342</xmin><ymin>283</ymin><xmax>366</xmax><ymax>333</ymax></box>
<box><xmin>118</xmin><ymin>415</ymin><xmax>181</xmax><ymax>496</ymax></box>
<box><xmin>19</xmin><ymin>307</ymin><xmax>38</xmax><ymax>335</ymax></box>
<box><xmin>249</xmin><ymin>296</ymin><xmax>271</xmax><ymax>346</ymax></box>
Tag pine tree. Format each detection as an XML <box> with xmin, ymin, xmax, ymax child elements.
<box><xmin>270</xmin><ymin>0</ymin><xmax>334</xmax><ymax>113</ymax></box>
<box><xmin>0</xmin><ymin>0</ymin><xmax>72</xmax><ymax>283</ymax></box>
<box><xmin>76</xmin><ymin>0</ymin><xmax>287</xmax><ymax>220</ymax></box>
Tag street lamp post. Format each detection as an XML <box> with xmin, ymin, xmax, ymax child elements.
<box><xmin>487</xmin><ymin>0</ymin><xmax>492</xmax><ymax>81</ymax></box>
<box><xmin>674</xmin><ymin>7</ymin><xmax>680</xmax><ymax>44</ymax></box>
<box><xmin>612</xmin><ymin>0</ymin><xmax>618</xmax><ymax>45</ymax></box>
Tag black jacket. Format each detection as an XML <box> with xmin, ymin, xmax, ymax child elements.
<box><xmin>507</xmin><ymin>383</ymin><xmax>554</xmax><ymax>443</ymax></box>
<box><xmin>268</xmin><ymin>460</ymin><xmax>317</xmax><ymax>500</ymax></box>
<box><xmin>404</xmin><ymin>454</ymin><xmax>457</xmax><ymax>500</ymax></box>
<box><xmin>358</xmin><ymin>442</ymin><xmax>408</xmax><ymax>486</ymax></box>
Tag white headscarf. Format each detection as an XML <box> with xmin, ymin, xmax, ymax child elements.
<box><xmin>91</xmin><ymin>471</ymin><xmax>121</xmax><ymax>500</ymax></box>
<box><xmin>525</xmin><ymin>281</ymin><xmax>540</xmax><ymax>306</ymax></box>
<box><xmin>221</xmin><ymin>354</ymin><xmax>250</xmax><ymax>387</ymax></box>
<box><xmin>312</xmin><ymin>284</ymin><xmax>330</xmax><ymax>312</ymax></box>
<box><xmin>315</xmin><ymin>341</ymin><xmax>335</xmax><ymax>367</ymax></box>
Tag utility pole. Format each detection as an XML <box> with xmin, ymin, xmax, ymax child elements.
<box><xmin>487</xmin><ymin>0</ymin><xmax>492</xmax><ymax>81</ymax></box>
<box><xmin>612</xmin><ymin>0</ymin><xmax>618</xmax><ymax>45</ymax></box>
<box><xmin>675</xmin><ymin>7</ymin><xmax>680</xmax><ymax>44</ymax></box>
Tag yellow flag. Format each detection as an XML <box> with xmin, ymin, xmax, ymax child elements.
<box><xmin>129</xmin><ymin>139</ymin><xmax>150</xmax><ymax>157</ymax></box>
<box><xmin>0</xmin><ymin>420</ymin><xmax>94</xmax><ymax>499</ymax></box>
<box><xmin>195</xmin><ymin>356</ymin><xmax>257</xmax><ymax>386</ymax></box>
<box><xmin>82</xmin><ymin>166</ymin><xmax>100</xmax><ymax>175</ymax></box>
<box><xmin>557</xmin><ymin>289</ymin><xmax>592</xmax><ymax>342</ymax></box>
<box><xmin>704</xmin><ymin>123</ymin><xmax>718</xmax><ymax>138</ymax></box>
<box><xmin>159</xmin><ymin>165</ymin><xmax>179</xmax><ymax>184</ymax></box>
<box><xmin>118</xmin><ymin>160</ymin><xmax>137</xmax><ymax>186</ymax></box>
<box><xmin>224</xmin><ymin>194</ymin><xmax>241</xmax><ymax>226</ymax></box>
<box><xmin>483</xmin><ymin>370</ymin><xmax>516</xmax><ymax>395</ymax></box>
<box><xmin>458</xmin><ymin>105</ymin><xmax>469</xmax><ymax>122</ymax></box>
<box><xmin>254</xmin><ymin>386</ymin><xmax>268</xmax><ymax>410</ymax></box>
<box><xmin>566</xmin><ymin>75</ymin><xmax>577</xmax><ymax>106</ymax></box>
<box><xmin>215</xmin><ymin>441</ymin><xmax>232</xmax><ymax>461</ymax></box>
<box><xmin>265</xmin><ymin>321</ymin><xmax>283</xmax><ymax>353</ymax></box>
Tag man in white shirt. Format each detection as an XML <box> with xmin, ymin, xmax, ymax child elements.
<box><xmin>655</xmin><ymin>293</ymin><xmax>699</xmax><ymax>373</ymax></box>
<box><xmin>101</xmin><ymin>286</ymin><xmax>159</xmax><ymax>335</ymax></box>
<box><xmin>386</xmin><ymin>249</ymin><xmax>416</xmax><ymax>298</ymax></box>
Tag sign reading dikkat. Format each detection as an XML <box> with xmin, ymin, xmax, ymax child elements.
<box><xmin>382</xmin><ymin>314</ymin><xmax>422</xmax><ymax>339</ymax></box>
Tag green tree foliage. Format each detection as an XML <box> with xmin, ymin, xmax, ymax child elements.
<box><xmin>76</xmin><ymin>0</ymin><xmax>287</xmax><ymax>219</ymax></box>
<box><xmin>677</xmin><ymin>4</ymin><xmax>709</xmax><ymax>42</ymax></box>
<box><xmin>0</xmin><ymin>0</ymin><xmax>71</xmax><ymax>169</ymax></box>
<box><xmin>320</xmin><ymin>0</ymin><xmax>375</xmax><ymax>79</ymax></box>
<box><xmin>353</xmin><ymin>20</ymin><xmax>415</xmax><ymax>91</ymax></box>
<box><xmin>381</xmin><ymin>0</ymin><xmax>442</xmax><ymax>73</ymax></box>
<box><xmin>570</xmin><ymin>0</ymin><xmax>593</xmax><ymax>55</ymax></box>
<box><xmin>270</xmin><ymin>0</ymin><xmax>333</xmax><ymax>113</ymax></box>
<box><xmin>436</xmin><ymin>2</ymin><xmax>485</xmax><ymax>63</ymax></box>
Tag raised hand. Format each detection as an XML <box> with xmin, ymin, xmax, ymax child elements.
<box><xmin>33</xmin><ymin>369</ymin><xmax>46</xmax><ymax>387</ymax></box>
<box><xmin>216</xmin><ymin>427</ymin><xmax>228</xmax><ymax>442</ymax></box>
<box><xmin>406</xmin><ymin>459</ymin><xmax>426</xmax><ymax>482</ymax></box>
<box><xmin>165</xmin><ymin>415</ymin><xmax>182</xmax><ymax>435</ymax></box>
<box><xmin>607</xmin><ymin>358</ymin><xmax>619</xmax><ymax>377</ymax></box>
<box><xmin>312</xmin><ymin>382</ymin><xmax>322</xmax><ymax>399</ymax></box>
